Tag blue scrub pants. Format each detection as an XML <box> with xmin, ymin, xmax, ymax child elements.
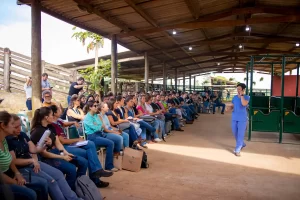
<box><xmin>231</xmin><ymin>120</ymin><xmax>247</xmax><ymax>153</ymax></box>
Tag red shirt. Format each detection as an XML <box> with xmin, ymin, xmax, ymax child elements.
<box><xmin>52</xmin><ymin>119</ymin><xmax>67</xmax><ymax>139</ymax></box>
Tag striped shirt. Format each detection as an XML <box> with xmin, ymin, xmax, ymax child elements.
<box><xmin>0</xmin><ymin>139</ymin><xmax>12</xmax><ymax>172</ymax></box>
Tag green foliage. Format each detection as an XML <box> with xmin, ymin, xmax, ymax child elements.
<box><xmin>211</xmin><ymin>76</ymin><xmax>236</xmax><ymax>85</ymax></box>
<box><xmin>78</xmin><ymin>59</ymin><xmax>120</xmax><ymax>91</ymax></box>
<box><xmin>259</xmin><ymin>77</ymin><xmax>264</xmax><ymax>82</ymax></box>
<box><xmin>72</xmin><ymin>27</ymin><xmax>104</xmax><ymax>53</ymax></box>
<box><xmin>202</xmin><ymin>80</ymin><xmax>210</xmax><ymax>85</ymax></box>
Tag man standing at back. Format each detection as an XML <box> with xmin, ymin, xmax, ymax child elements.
<box><xmin>67</xmin><ymin>77</ymin><xmax>85</xmax><ymax>105</ymax></box>
<box><xmin>41</xmin><ymin>73</ymin><xmax>51</xmax><ymax>92</ymax></box>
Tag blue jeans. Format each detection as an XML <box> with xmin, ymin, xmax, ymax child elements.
<box><xmin>123</xmin><ymin>124</ymin><xmax>139</xmax><ymax>147</ymax></box>
<box><xmin>0</xmin><ymin>184</ymin><xmax>37</xmax><ymax>200</ymax></box>
<box><xmin>138</xmin><ymin>120</ymin><xmax>157</xmax><ymax>144</ymax></box>
<box><xmin>213</xmin><ymin>103</ymin><xmax>225</xmax><ymax>113</ymax></box>
<box><xmin>87</xmin><ymin>131</ymin><xmax>114</xmax><ymax>170</ymax></box>
<box><xmin>187</xmin><ymin>104</ymin><xmax>197</xmax><ymax>114</ymax></box>
<box><xmin>64</xmin><ymin>141</ymin><xmax>102</xmax><ymax>185</ymax></box>
<box><xmin>42</xmin><ymin>148</ymin><xmax>88</xmax><ymax>190</ymax></box>
<box><xmin>157</xmin><ymin>119</ymin><xmax>165</xmax><ymax>138</ymax></box>
<box><xmin>231</xmin><ymin>120</ymin><xmax>247</xmax><ymax>153</ymax></box>
<box><xmin>26</xmin><ymin>99</ymin><xmax>32</xmax><ymax>110</ymax></box>
<box><xmin>67</xmin><ymin>95</ymin><xmax>71</xmax><ymax>105</ymax></box>
<box><xmin>203</xmin><ymin>102</ymin><xmax>210</xmax><ymax>108</ymax></box>
<box><xmin>19</xmin><ymin>162</ymin><xmax>79</xmax><ymax>200</ymax></box>
<box><xmin>181</xmin><ymin>106</ymin><xmax>194</xmax><ymax>121</ymax></box>
<box><xmin>21</xmin><ymin>171</ymin><xmax>48</xmax><ymax>200</ymax></box>
<box><xmin>103</xmin><ymin>132</ymin><xmax>127</xmax><ymax>152</ymax></box>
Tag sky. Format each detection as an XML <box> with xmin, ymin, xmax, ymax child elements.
<box><xmin>0</xmin><ymin>0</ymin><xmax>296</xmax><ymax>89</ymax></box>
<box><xmin>0</xmin><ymin>0</ymin><xmax>128</xmax><ymax>65</ymax></box>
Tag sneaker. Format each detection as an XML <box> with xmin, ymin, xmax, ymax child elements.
<box><xmin>96</xmin><ymin>180</ymin><xmax>109</xmax><ymax>188</ymax></box>
<box><xmin>108</xmin><ymin>168</ymin><xmax>119</xmax><ymax>172</ymax></box>
<box><xmin>175</xmin><ymin>128</ymin><xmax>184</xmax><ymax>132</ymax></box>
<box><xmin>154</xmin><ymin>138</ymin><xmax>162</xmax><ymax>142</ymax></box>
<box><xmin>241</xmin><ymin>144</ymin><xmax>246</xmax><ymax>150</ymax></box>
<box><xmin>234</xmin><ymin>152</ymin><xmax>241</xmax><ymax>157</ymax></box>
<box><xmin>92</xmin><ymin>169</ymin><xmax>113</xmax><ymax>178</ymax></box>
<box><xmin>221</xmin><ymin>112</ymin><xmax>224</xmax><ymax>114</ymax></box>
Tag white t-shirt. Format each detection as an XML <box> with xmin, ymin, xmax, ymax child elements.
<box><xmin>145</xmin><ymin>103</ymin><xmax>153</xmax><ymax>113</ymax></box>
<box><xmin>24</xmin><ymin>83</ymin><xmax>32</xmax><ymax>99</ymax></box>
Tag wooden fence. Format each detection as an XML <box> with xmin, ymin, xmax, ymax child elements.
<box><xmin>0</xmin><ymin>47</ymin><xmax>77</xmax><ymax>95</ymax></box>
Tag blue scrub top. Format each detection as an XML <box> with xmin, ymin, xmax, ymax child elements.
<box><xmin>232</xmin><ymin>95</ymin><xmax>250</xmax><ymax>122</ymax></box>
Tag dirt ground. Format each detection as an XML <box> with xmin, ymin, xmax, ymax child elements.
<box><xmin>101</xmin><ymin>113</ymin><xmax>300</xmax><ymax>200</ymax></box>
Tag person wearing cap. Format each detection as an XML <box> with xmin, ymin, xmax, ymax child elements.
<box><xmin>67</xmin><ymin>77</ymin><xmax>85</xmax><ymax>105</ymax></box>
<box><xmin>226</xmin><ymin>83</ymin><xmax>250</xmax><ymax>157</ymax></box>
<box><xmin>24</xmin><ymin>76</ymin><xmax>32</xmax><ymax>110</ymax></box>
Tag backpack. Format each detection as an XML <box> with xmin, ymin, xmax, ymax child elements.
<box><xmin>132</xmin><ymin>144</ymin><xmax>149</xmax><ymax>168</ymax></box>
<box><xmin>75</xmin><ymin>175</ymin><xmax>103</xmax><ymax>200</ymax></box>
<box><xmin>141</xmin><ymin>151</ymin><xmax>149</xmax><ymax>168</ymax></box>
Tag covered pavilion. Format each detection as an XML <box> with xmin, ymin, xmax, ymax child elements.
<box><xmin>18</xmin><ymin>0</ymin><xmax>300</xmax><ymax>110</ymax></box>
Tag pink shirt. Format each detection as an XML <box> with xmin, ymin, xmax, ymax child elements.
<box><xmin>136</xmin><ymin>105</ymin><xmax>149</xmax><ymax>114</ymax></box>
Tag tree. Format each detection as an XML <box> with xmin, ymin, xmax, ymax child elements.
<box><xmin>229</xmin><ymin>77</ymin><xmax>235</xmax><ymax>81</ymax></box>
<box><xmin>202</xmin><ymin>80</ymin><xmax>209</xmax><ymax>85</ymax></box>
<box><xmin>244</xmin><ymin>77</ymin><xmax>256</xmax><ymax>86</ymax></box>
<box><xmin>260</xmin><ymin>77</ymin><xmax>264</xmax><ymax>82</ymax></box>
<box><xmin>72</xmin><ymin>27</ymin><xmax>104</xmax><ymax>71</ymax></box>
<box><xmin>79</xmin><ymin>59</ymin><xmax>120</xmax><ymax>93</ymax></box>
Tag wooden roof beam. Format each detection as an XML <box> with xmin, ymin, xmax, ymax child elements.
<box><xmin>118</xmin><ymin>15</ymin><xmax>300</xmax><ymax>38</ymax></box>
<box><xmin>74</xmin><ymin>0</ymin><xmax>180</xmax><ymax>69</ymax></box>
<box><xmin>147</xmin><ymin>36</ymin><xmax>300</xmax><ymax>55</ymax></box>
<box><xmin>124</xmin><ymin>0</ymin><xmax>195</xmax><ymax>69</ymax></box>
<box><xmin>184</xmin><ymin>0</ymin><xmax>201</xmax><ymax>19</ymax></box>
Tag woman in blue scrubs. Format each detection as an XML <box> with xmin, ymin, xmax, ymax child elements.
<box><xmin>226</xmin><ymin>83</ymin><xmax>250</xmax><ymax>157</ymax></box>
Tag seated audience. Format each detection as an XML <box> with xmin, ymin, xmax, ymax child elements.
<box><xmin>82</xmin><ymin>101</ymin><xmax>118</xmax><ymax>172</ymax></box>
<box><xmin>30</xmin><ymin>107</ymin><xmax>88</xmax><ymax>191</ymax></box>
<box><xmin>0</xmin><ymin>111</ymin><xmax>46</xmax><ymax>200</ymax></box>
<box><xmin>50</xmin><ymin>105</ymin><xmax>113</xmax><ymax>188</ymax></box>
<box><xmin>98</xmin><ymin>102</ymin><xmax>129</xmax><ymax>151</ymax></box>
<box><xmin>6</xmin><ymin>114</ymin><xmax>82</xmax><ymax>199</ymax></box>
<box><xmin>212</xmin><ymin>91</ymin><xmax>225</xmax><ymax>114</ymax></box>
<box><xmin>106</xmin><ymin>99</ymin><xmax>141</xmax><ymax>147</ymax></box>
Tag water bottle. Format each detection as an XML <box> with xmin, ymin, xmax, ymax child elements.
<box><xmin>37</xmin><ymin>129</ymin><xmax>51</xmax><ymax>149</ymax></box>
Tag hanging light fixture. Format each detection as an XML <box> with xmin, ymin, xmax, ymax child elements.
<box><xmin>245</xmin><ymin>25</ymin><xmax>251</xmax><ymax>32</ymax></box>
<box><xmin>239</xmin><ymin>44</ymin><xmax>243</xmax><ymax>49</ymax></box>
<box><xmin>189</xmin><ymin>46</ymin><xmax>192</xmax><ymax>50</ymax></box>
<box><xmin>217</xmin><ymin>63</ymin><xmax>220</xmax><ymax>66</ymax></box>
<box><xmin>172</xmin><ymin>29</ymin><xmax>177</xmax><ymax>35</ymax></box>
<box><xmin>296</xmin><ymin>43</ymin><xmax>300</xmax><ymax>47</ymax></box>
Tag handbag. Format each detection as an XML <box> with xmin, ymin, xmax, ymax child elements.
<box><xmin>139</xmin><ymin>115</ymin><xmax>155</xmax><ymax>123</ymax></box>
<box><xmin>130</xmin><ymin>122</ymin><xmax>140</xmax><ymax>130</ymax></box>
<box><xmin>118</xmin><ymin>122</ymin><xmax>131</xmax><ymax>130</ymax></box>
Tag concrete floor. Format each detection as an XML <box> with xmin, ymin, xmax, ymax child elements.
<box><xmin>101</xmin><ymin>113</ymin><xmax>300</xmax><ymax>200</ymax></box>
